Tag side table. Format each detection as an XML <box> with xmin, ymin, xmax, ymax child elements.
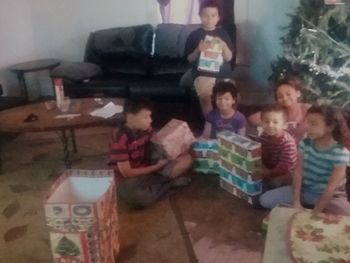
<box><xmin>9</xmin><ymin>59</ymin><xmax>61</xmax><ymax>102</ymax></box>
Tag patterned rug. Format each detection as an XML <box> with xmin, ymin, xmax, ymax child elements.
<box><xmin>0</xmin><ymin>127</ymin><xmax>189</xmax><ymax>263</ymax></box>
<box><xmin>0</xmin><ymin>127</ymin><xmax>265</xmax><ymax>263</ymax></box>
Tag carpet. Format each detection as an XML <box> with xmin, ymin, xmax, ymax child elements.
<box><xmin>0</xmin><ymin>127</ymin><xmax>266</xmax><ymax>263</ymax></box>
<box><xmin>0</xmin><ymin>127</ymin><xmax>189</xmax><ymax>263</ymax></box>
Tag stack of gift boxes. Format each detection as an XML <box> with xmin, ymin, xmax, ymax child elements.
<box><xmin>193</xmin><ymin>131</ymin><xmax>263</xmax><ymax>205</ymax></box>
<box><xmin>192</xmin><ymin>139</ymin><xmax>219</xmax><ymax>174</ymax></box>
<box><xmin>44</xmin><ymin>169</ymin><xmax>119</xmax><ymax>263</ymax></box>
<box><xmin>218</xmin><ymin>131</ymin><xmax>262</xmax><ymax>204</ymax></box>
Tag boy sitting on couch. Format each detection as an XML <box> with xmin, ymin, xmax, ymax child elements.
<box><xmin>109</xmin><ymin>98</ymin><xmax>193</xmax><ymax>209</ymax></box>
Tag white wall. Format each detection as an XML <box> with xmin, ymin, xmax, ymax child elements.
<box><xmin>0</xmin><ymin>0</ymin><xmax>37</xmax><ymax>96</ymax></box>
<box><xmin>30</xmin><ymin>0</ymin><xmax>162</xmax><ymax>62</ymax></box>
<box><xmin>0</xmin><ymin>0</ymin><xmax>298</xmax><ymax>97</ymax></box>
<box><xmin>235</xmin><ymin>0</ymin><xmax>299</xmax><ymax>88</ymax></box>
<box><xmin>0</xmin><ymin>0</ymin><xmax>161</xmax><ymax>97</ymax></box>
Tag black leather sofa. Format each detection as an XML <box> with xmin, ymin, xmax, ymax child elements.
<box><xmin>53</xmin><ymin>23</ymin><xmax>200</xmax><ymax>102</ymax></box>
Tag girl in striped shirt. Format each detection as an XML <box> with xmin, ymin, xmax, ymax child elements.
<box><xmin>260</xmin><ymin>105</ymin><xmax>350</xmax><ymax>216</ymax></box>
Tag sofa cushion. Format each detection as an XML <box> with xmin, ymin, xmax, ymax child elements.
<box><xmin>152</xmin><ymin>57</ymin><xmax>191</xmax><ymax>75</ymax></box>
<box><xmin>154</xmin><ymin>23</ymin><xmax>200</xmax><ymax>58</ymax></box>
<box><xmin>153</xmin><ymin>24</ymin><xmax>198</xmax><ymax>75</ymax></box>
<box><xmin>63</xmin><ymin>76</ymin><xmax>128</xmax><ymax>98</ymax></box>
<box><xmin>93</xmin><ymin>24</ymin><xmax>153</xmax><ymax>58</ymax></box>
<box><xmin>178</xmin><ymin>24</ymin><xmax>201</xmax><ymax>57</ymax></box>
<box><xmin>50</xmin><ymin>62</ymin><xmax>102</xmax><ymax>82</ymax></box>
<box><xmin>129</xmin><ymin>77</ymin><xmax>186</xmax><ymax>99</ymax></box>
<box><xmin>154</xmin><ymin>24</ymin><xmax>184</xmax><ymax>58</ymax></box>
<box><xmin>85</xmin><ymin>24</ymin><xmax>154</xmax><ymax>75</ymax></box>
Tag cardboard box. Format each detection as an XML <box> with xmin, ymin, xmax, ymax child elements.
<box><xmin>44</xmin><ymin>169</ymin><xmax>119</xmax><ymax>263</ymax></box>
<box><xmin>198</xmin><ymin>35</ymin><xmax>223</xmax><ymax>73</ymax></box>
<box><xmin>194</xmin><ymin>158</ymin><xmax>220</xmax><ymax>174</ymax></box>
<box><xmin>218</xmin><ymin>147</ymin><xmax>261</xmax><ymax>173</ymax></box>
<box><xmin>218</xmin><ymin>167</ymin><xmax>262</xmax><ymax>195</ymax></box>
<box><xmin>193</xmin><ymin>139</ymin><xmax>220</xmax><ymax>174</ymax></box>
<box><xmin>219</xmin><ymin>179</ymin><xmax>260</xmax><ymax>205</ymax></box>
<box><xmin>156</xmin><ymin>119</ymin><xmax>195</xmax><ymax>160</ymax></box>
<box><xmin>217</xmin><ymin>131</ymin><xmax>261</xmax><ymax>160</ymax></box>
<box><xmin>219</xmin><ymin>158</ymin><xmax>257</xmax><ymax>181</ymax></box>
<box><xmin>192</xmin><ymin>139</ymin><xmax>218</xmax><ymax>159</ymax></box>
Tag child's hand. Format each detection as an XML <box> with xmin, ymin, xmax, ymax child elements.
<box><xmin>157</xmin><ymin>159</ymin><xmax>169</xmax><ymax>168</ymax></box>
<box><xmin>252</xmin><ymin>167</ymin><xmax>269</xmax><ymax>180</ymax></box>
<box><xmin>198</xmin><ymin>40</ymin><xmax>210</xmax><ymax>52</ymax></box>
<box><xmin>215</xmin><ymin>37</ymin><xmax>228</xmax><ymax>51</ymax></box>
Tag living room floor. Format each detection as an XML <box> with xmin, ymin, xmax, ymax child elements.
<box><xmin>0</xmin><ymin>122</ymin><xmax>266</xmax><ymax>263</ymax></box>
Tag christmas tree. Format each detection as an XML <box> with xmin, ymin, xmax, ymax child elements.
<box><xmin>270</xmin><ymin>0</ymin><xmax>350</xmax><ymax>108</ymax></box>
<box><xmin>54</xmin><ymin>235</ymin><xmax>80</xmax><ymax>257</ymax></box>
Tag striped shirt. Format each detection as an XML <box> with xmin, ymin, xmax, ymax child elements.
<box><xmin>261</xmin><ymin>131</ymin><xmax>297</xmax><ymax>175</ymax></box>
<box><xmin>300</xmin><ymin>138</ymin><xmax>349</xmax><ymax>195</ymax></box>
<box><xmin>109</xmin><ymin>125</ymin><xmax>153</xmax><ymax>169</ymax></box>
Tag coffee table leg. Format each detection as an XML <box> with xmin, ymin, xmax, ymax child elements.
<box><xmin>0</xmin><ymin>143</ymin><xmax>2</xmax><ymax>174</ymax></box>
<box><xmin>17</xmin><ymin>72</ymin><xmax>29</xmax><ymax>102</ymax></box>
<box><xmin>57</xmin><ymin>130</ymin><xmax>71</xmax><ymax>168</ymax></box>
<box><xmin>70</xmin><ymin>128</ymin><xmax>77</xmax><ymax>153</ymax></box>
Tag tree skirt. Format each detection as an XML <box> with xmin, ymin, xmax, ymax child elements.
<box><xmin>262</xmin><ymin>207</ymin><xmax>350</xmax><ymax>263</ymax></box>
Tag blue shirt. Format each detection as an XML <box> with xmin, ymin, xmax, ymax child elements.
<box><xmin>300</xmin><ymin>138</ymin><xmax>349</xmax><ymax>195</ymax></box>
<box><xmin>206</xmin><ymin>109</ymin><xmax>246</xmax><ymax>139</ymax></box>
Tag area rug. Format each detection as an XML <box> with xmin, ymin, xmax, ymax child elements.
<box><xmin>0</xmin><ymin>127</ymin><xmax>189</xmax><ymax>263</ymax></box>
<box><xmin>170</xmin><ymin>173</ymin><xmax>265</xmax><ymax>263</ymax></box>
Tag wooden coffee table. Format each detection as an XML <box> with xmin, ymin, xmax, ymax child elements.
<box><xmin>0</xmin><ymin>98</ymin><xmax>124</xmax><ymax>168</ymax></box>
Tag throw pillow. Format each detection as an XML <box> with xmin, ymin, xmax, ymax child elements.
<box><xmin>50</xmin><ymin>62</ymin><xmax>102</xmax><ymax>82</ymax></box>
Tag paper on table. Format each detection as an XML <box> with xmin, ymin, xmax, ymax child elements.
<box><xmin>89</xmin><ymin>102</ymin><xmax>123</xmax><ymax>119</ymax></box>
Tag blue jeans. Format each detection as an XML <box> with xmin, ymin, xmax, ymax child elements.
<box><xmin>260</xmin><ymin>185</ymin><xmax>350</xmax><ymax>216</ymax></box>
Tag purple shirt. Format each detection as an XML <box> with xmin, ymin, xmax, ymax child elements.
<box><xmin>206</xmin><ymin>109</ymin><xmax>246</xmax><ymax>138</ymax></box>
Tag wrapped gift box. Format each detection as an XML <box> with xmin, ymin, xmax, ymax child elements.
<box><xmin>194</xmin><ymin>158</ymin><xmax>220</xmax><ymax>174</ymax></box>
<box><xmin>219</xmin><ymin>167</ymin><xmax>262</xmax><ymax>195</ymax></box>
<box><xmin>219</xmin><ymin>179</ymin><xmax>260</xmax><ymax>205</ymax></box>
<box><xmin>218</xmin><ymin>131</ymin><xmax>261</xmax><ymax>160</ymax></box>
<box><xmin>44</xmin><ymin>169</ymin><xmax>119</xmax><ymax>263</ymax></box>
<box><xmin>192</xmin><ymin>139</ymin><xmax>218</xmax><ymax>159</ymax></box>
<box><xmin>218</xmin><ymin>147</ymin><xmax>261</xmax><ymax>173</ymax></box>
<box><xmin>198</xmin><ymin>35</ymin><xmax>223</xmax><ymax>73</ymax></box>
<box><xmin>193</xmin><ymin>139</ymin><xmax>219</xmax><ymax>174</ymax></box>
<box><xmin>156</xmin><ymin>119</ymin><xmax>195</xmax><ymax>160</ymax></box>
<box><xmin>220</xmin><ymin>158</ymin><xmax>257</xmax><ymax>181</ymax></box>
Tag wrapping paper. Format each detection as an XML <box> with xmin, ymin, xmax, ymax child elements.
<box><xmin>44</xmin><ymin>169</ymin><xmax>119</xmax><ymax>263</ymax></box>
<box><xmin>156</xmin><ymin>119</ymin><xmax>195</xmax><ymax>159</ymax></box>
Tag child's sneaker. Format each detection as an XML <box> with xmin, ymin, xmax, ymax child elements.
<box><xmin>170</xmin><ymin>177</ymin><xmax>192</xmax><ymax>188</ymax></box>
